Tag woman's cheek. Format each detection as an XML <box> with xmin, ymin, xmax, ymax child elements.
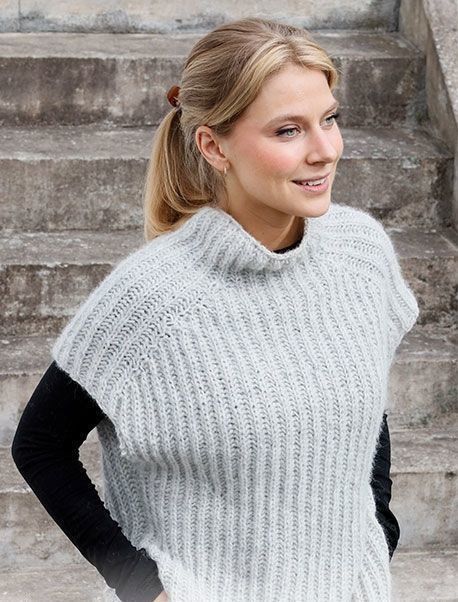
<box><xmin>254</xmin><ymin>144</ymin><xmax>298</xmax><ymax>176</ymax></box>
<box><xmin>332</xmin><ymin>129</ymin><xmax>344</xmax><ymax>157</ymax></box>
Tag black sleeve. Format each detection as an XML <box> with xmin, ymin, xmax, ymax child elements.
<box><xmin>11</xmin><ymin>361</ymin><xmax>164</xmax><ymax>602</ymax></box>
<box><xmin>370</xmin><ymin>412</ymin><xmax>400</xmax><ymax>561</ymax></box>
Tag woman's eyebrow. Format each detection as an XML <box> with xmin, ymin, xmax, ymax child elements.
<box><xmin>265</xmin><ymin>100</ymin><xmax>340</xmax><ymax>127</ymax></box>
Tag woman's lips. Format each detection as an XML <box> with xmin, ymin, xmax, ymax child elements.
<box><xmin>293</xmin><ymin>174</ymin><xmax>330</xmax><ymax>193</ymax></box>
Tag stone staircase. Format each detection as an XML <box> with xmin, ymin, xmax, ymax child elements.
<box><xmin>1</xmin><ymin>2</ymin><xmax>457</xmax><ymax>601</ymax></box>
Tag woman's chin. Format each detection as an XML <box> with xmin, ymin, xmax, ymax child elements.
<box><xmin>295</xmin><ymin>193</ymin><xmax>332</xmax><ymax>217</ymax></box>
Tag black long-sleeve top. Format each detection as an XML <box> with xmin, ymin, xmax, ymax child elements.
<box><xmin>10</xmin><ymin>240</ymin><xmax>400</xmax><ymax>601</ymax></box>
<box><xmin>12</xmin><ymin>360</ymin><xmax>164</xmax><ymax>602</ymax></box>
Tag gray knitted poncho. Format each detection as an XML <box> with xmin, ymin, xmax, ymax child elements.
<box><xmin>51</xmin><ymin>202</ymin><xmax>419</xmax><ymax>601</ymax></box>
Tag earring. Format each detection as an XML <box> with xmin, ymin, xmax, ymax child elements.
<box><xmin>223</xmin><ymin>165</ymin><xmax>228</xmax><ymax>176</ymax></box>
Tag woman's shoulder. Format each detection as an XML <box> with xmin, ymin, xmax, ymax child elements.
<box><xmin>50</xmin><ymin>227</ymin><xmax>201</xmax><ymax>421</ymax></box>
<box><xmin>51</xmin><ymin>229</ymin><xmax>197</xmax><ymax>370</ymax></box>
<box><xmin>322</xmin><ymin>202</ymin><xmax>385</xmax><ymax>233</ymax></box>
<box><xmin>316</xmin><ymin>202</ymin><xmax>395</xmax><ymax>276</ymax></box>
<box><xmin>81</xmin><ymin>227</ymin><xmax>196</xmax><ymax>306</ymax></box>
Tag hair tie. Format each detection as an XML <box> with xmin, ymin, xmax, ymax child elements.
<box><xmin>167</xmin><ymin>85</ymin><xmax>181</xmax><ymax>108</ymax></box>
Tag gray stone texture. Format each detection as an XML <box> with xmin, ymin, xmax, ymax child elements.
<box><xmin>0</xmin><ymin>31</ymin><xmax>426</xmax><ymax>127</ymax></box>
<box><xmin>400</xmin><ymin>0</ymin><xmax>458</xmax><ymax>227</ymax></box>
<box><xmin>392</xmin><ymin>548</ymin><xmax>458</xmax><ymax>601</ymax></box>
<box><xmin>0</xmin><ymin>0</ymin><xmax>18</xmax><ymax>31</ymax></box>
<box><xmin>2</xmin><ymin>0</ymin><xmax>399</xmax><ymax>33</ymax></box>
<box><xmin>0</xmin><ymin>125</ymin><xmax>453</xmax><ymax>232</ymax></box>
<box><xmin>0</xmin><ymin>229</ymin><xmax>142</xmax><ymax>336</ymax></box>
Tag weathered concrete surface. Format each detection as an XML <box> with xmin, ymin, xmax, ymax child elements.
<box><xmin>391</xmin><ymin>547</ymin><xmax>458</xmax><ymax>601</ymax></box>
<box><xmin>0</xmin><ymin>124</ymin><xmax>453</xmax><ymax>232</ymax></box>
<box><xmin>1</xmin><ymin>0</ymin><xmax>400</xmax><ymax>33</ymax></box>
<box><xmin>400</xmin><ymin>0</ymin><xmax>458</xmax><ymax>229</ymax></box>
<box><xmin>0</xmin><ymin>28</ymin><xmax>421</xmax><ymax>58</ymax></box>
<box><xmin>1</xmin><ymin>327</ymin><xmax>456</xmax><ymax>450</ymax></box>
<box><xmin>386</xmin><ymin>326</ymin><xmax>457</xmax><ymax>429</ymax></box>
<box><xmin>0</xmin><ymin>31</ymin><xmax>425</xmax><ymax>126</ymax></box>
<box><xmin>0</xmin><ymin>0</ymin><xmax>18</xmax><ymax>32</ymax></box>
<box><xmin>0</xmin><ymin>229</ymin><xmax>143</xmax><ymax>336</ymax></box>
<box><xmin>389</xmin><ymin>426</ymin><xmax>458</xmax><ymax>548</ymax></box>
<box><xmin>333</xmin><ymin>127</ymin><xmax>453</xmax><ymax>227</ymax></box>
<box><xmin>0</xmin><ymin>225</ymin><xmax>457</xmax><ymax>336</ymax></box>
<box><xmin>0</xmin><ymin>566</ymin><xmax>106</xmax><ymax>600</ymax></box>
<box><xmin>400</xmin><ymin>0</ymin><xmax>458</xmax><ymax>148</ymax></box>
<box><xmin>0</xmin><ymin>126</ymin><xmax>151</xmax><ymax>232</ymax></box>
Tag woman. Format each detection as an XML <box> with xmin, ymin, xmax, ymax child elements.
<box><xmin>11</xmin><ymin>17</ymin><xmax>417</xmax><ymax>602</ymax></box>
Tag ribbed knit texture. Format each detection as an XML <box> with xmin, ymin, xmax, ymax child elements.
<box><xmin>51</xmin><ymin>201</ymin><xmax>419</xmax><ymax>601</ymax></box>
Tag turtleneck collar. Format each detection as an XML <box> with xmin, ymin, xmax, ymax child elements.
<box><xmin>179</xmin><ymin>204</ymin><xmax>332</xmax><ymax>273</ymax></box>
<box><xmin>274</xmin><ymin>237</ymin><xmax>301</xmax><ymax>253</ymax></box>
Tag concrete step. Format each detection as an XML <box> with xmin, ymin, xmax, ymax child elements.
<box><xmin>1</xmin><ymin>327</ymin><xmax>456</xmax><ymax>448</ymax></box>
<box><xmin>0</xmin><ymin>31</ymin><xmax>425</xmax><ymax>126</ymax></box>
<box><xmin>1</xmin><ymin>547</ymin><xmax>457</xmax><ymax>601</ymax></box>
<box><xmin>0</xmin><ymin>124</ymin><xmax>453</xmax><ymax>233</ymax></box>
<box><xmin>0</xmin><ymin>1</ymin><xmax>400</xmax><ymax>34</ymax></box>
<box><xmin>0</xmin><ymin>229</ymin><xmax>142</xmax><ymax>337</ymax></box>
<box><xmin>391</xmin><ymin>546</ymin><xmax>458</xmax><ymax>601</ymax></box>
<box><xmin>387</xmin><ymin>325</ymin><xmax>457</xmax><ymax>430</ymax></box>
<box><xmin>389</xmin><ymin>425</ymin><xmax>458</xmax><ymax>549</ymax></box>
<box><xmin>0</xmin><ymin>565</ymin><xmax>106</xmax><ymax>601</ymax></box>
<box><xmin>1</xmin><ymin>224</ymin><xmax>457</xmax><ymax>337</ymax></box>
<box><xmin>2</xmin><ymin>422</ymin><xmax>457</xmax><ymax>569</ymax></box>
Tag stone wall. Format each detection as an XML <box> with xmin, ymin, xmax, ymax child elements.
<box><xmin>400</xmin><ymin>0</ymin><xmax>458</xmax><ymax>226</ymax></box>
<box><xmin>1</xmin><ymin>0</ymin><xmax>399</xmax><ymax>33</ymax></box>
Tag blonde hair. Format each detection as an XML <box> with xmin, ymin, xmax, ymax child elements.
<box><xmin>143</xmin><ymin>17</ymin><xmax>340</xmax><ymax>241</ymax></box>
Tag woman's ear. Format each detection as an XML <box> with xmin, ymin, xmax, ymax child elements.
<box><xmin>195</xmin><ymin>126</ymin><xmax>228</xmax><ymax>174</ymax></box>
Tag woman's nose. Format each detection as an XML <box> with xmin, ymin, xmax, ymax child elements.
<box><xmin>306</xmin><ymin>127</ymin><xmax>340</xmax><ymax>165</ymax></box>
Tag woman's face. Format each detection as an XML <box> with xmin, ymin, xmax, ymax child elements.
<box><xmin>199</xmin><ymin>63</ymin><xmax>344</xmax><ymax>226</ymax></box>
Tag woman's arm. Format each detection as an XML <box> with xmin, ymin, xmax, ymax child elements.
<box><xmin>370</xmin><ymin>412</ymin><xmax>400</xmax><ymax>561</ymax></box>
<box><xmin>11</xmin><ymin>361</ymin><xmax>165</xmax><ymax>602</ymax></box>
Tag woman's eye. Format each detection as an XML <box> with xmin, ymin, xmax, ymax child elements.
<box><xmin>277</xmin><ymin>127</ymin><xmax>299</xmax><ymax>137</ymax></box>
<box><xmin>276</xmin><ymin>113</ymin><xmax>340</xmax><ymax>137</ymax></box>
<box><xmin>324</xmin><ymin>112</ymin><xmax>340</xmax><ymax>126</ymax></box>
